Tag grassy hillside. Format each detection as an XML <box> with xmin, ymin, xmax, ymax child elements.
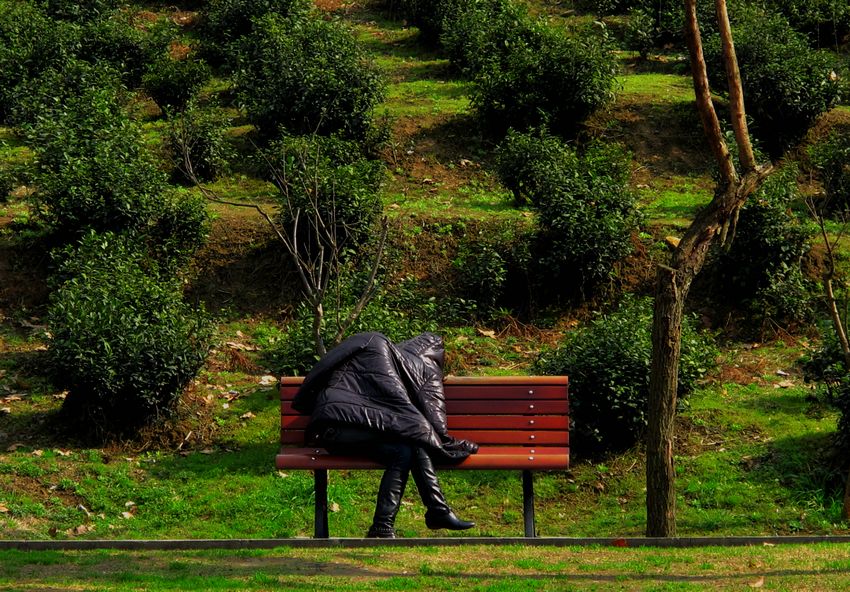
<box><xmin>1</xmin><ymin>0</ymin><xmax>850</xmax><ymax>541</ymax></box>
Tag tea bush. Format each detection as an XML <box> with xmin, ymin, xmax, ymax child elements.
<box><xmin>198</xmin><ymin>0</ymin><xmax>309</xmax><ymax>67</ymax></box>
<box><xmin>809</xmin><ymin>131</ymin><xmax>850</xmax><ymax>214</ymax></box>
<box><xmin>27</xmin><ymin>75</ymin><xmax>169</xmax><ymax>240</ymax></box>
<box><xmin>48</xmin><ymin>232</ymin><xmax>213</xmax><ymax>434</ymax></box>
<box><xmin>470</xmin><ymin>22</ymin><xmax>617</xmax><ymax>138</ymax></box>
<box><xmin>762</xmin><ymin>0</ymin><xmax>850</xmax><ymax>47</ymax></box>
<box><xmin>713</xmin><ymin>166</ymin><xmax>815</xmax><ymax>325</ymax></box>
<box><xmin>79</xmin><ymin>16</ymin><xmax>153</xmax><ymax>88</ymax></box>
<box><xmin>167</xmin><ymin>103</ymin><xmax>234</xmax><ymax>182</ymax></box>
<box><xmin>0</xmin><ymin>1</ymin><xmax>79</xmax><ymax>123</ymax></box>
<box><xmin>441</xmin><ymin>0</ymin><xmax>534</xmax><ymax>77</ymax></box>
<box><xmin>237</xmin><ymin>12</ymin><xmax>384</xmax><ymax>142</ymax></box>
<box><xmin>42</xmin><ymin>0</ymin><xmax>118</xmax><ymax>22</ymax></box>
<box><xmin>536</xmin><ymin>296</ymin><xmax>717</xmax><ymax>454</ymax></box>
<box><xmin>802</xmin><ymin>328</ymin><xmax>850</xmax><ymax>452</ymax></box>
<box><xmin>142</xmin><ymin>55</ymin><xmax>212</xmax><ymax>114</ymax></box>
<box><xmin>497</xmin><ymin>129</ymin><xmax>639</xmax><ymax>291</ymax></box>
<box><xmin>703</xmin><ymin>6</ymin><xmax>841</xmax><ymax>153</ymax></box>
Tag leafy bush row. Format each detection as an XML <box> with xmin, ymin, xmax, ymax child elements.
<box><xmin>49</xmin><ymin>233</ymin><xmax>213</xmax><ymax>434</ymax></box>
<box><xmin>496</xmin><ymin>129</ymin><xmax>641</xmax><ymax>292</ymax></box>
<box><xmin>390</xmin><ymin>0</ymin><xmax>617</xmax><ymax>138</ymax></box>
<box><xmin>537</xmin><ymin>296</ymin><xmax>717</xmax><ymax>453</ymax></box>
<box><xmin>235</xmin><ymin>11</ymin><xmax>385</xmax><ymax>143</ymax></box>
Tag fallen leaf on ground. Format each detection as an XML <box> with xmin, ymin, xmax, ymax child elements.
<box><xmin>240</xmin><ymin>412</ymin><xmax>256</xmax><ymax>420</ymax></box>
<box><xmin>0</xmin><ymin>505</ymin><xmax>9</xmax><ymax>513</ymax></box>
<box><xmin>121</xmin><ymin>512</ymin><xmax>134</xmax><ymax>520</ymax></box>
<box><xmin>476</xmin><ymin>328</ymin><xmax>496</xmax><ymax>338</ymax></box>
<box><xmin>32</xmin><ymin>449</ymin><xmax>43</xmax><ymax>457</ymax></box>
<box><xmin>259</xmin><ymin>375</ymin><xmax>277</xmax><ymax>386</ymax></box>
<box><xmin>330</xmin><ymin>503</ymin><xmax>340</xmax><ymax>512</ymax></box>
<box><xmin>749</xmin><ymin>576</ymin><xmax>765</xmax><ymax>588</ymax></box>
<box><xmin>774</xmin><ymin>380</ymin><xmax>795</xmax><ymax>389</ymax></box>
<box><xmin>69</xmin><ymin>524</ymin><xmax>94</xmax><ymax>536</ymax></box>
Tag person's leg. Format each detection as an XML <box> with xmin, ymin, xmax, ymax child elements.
<box><xmin>366</xmin><ymin>441</ymin><xmax>413</xmax><ymax>538</ymax></box>
<box><xmin>320</xmin><ymin>427</ymin><xmax>413</xmax><ymax>538</ymax></box>
<box><xmin>411</xmin><ymin>447</ymin><xmax>475</xmax><ymax>531</ymax></box>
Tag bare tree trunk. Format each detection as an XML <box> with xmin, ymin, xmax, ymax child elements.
<box><xmin>645</xmin><ymin>0</ymin><xmax>772</xmax><ymax>536</ymax></box>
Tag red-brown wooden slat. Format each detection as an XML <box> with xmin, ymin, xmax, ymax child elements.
<box><xmin>428</xmin><ymin>385</ymin><xmax>565</xmax><ymax>400</ymax></box>
<box><xmin>280</xmin><ymin>429</ymin><xmax>567</xmax><ymax>446</ymax></box>
<box><xmin>280</xmin><ymin>376</ymin><xmax>568</xmax><ymax>388</ymax></box>
<box><xmin>282</xmin><ymin>415</ymin><xmax>569</xmax><ymax>431</ymax></box>
<box><xmin>280</xmin><ymin>400</ymin><xmax>568</xmax><ymax>416</ymax></box>
<box><xmin>276</xmin><ymin>448</ymin><xmax>569</xmax><ymax>470</ymax></box>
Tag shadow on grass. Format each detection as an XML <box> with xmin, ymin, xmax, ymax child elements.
<box><xmin>745</xmin><ymin>430</ymin><xmax>844</xmax><ymax>510</ymax></box>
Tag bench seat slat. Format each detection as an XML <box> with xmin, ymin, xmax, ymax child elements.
<box><xmin>281</xmin><ymin>400</ymin><xmax>568</xmax><ymax>416</ymax></box>
<box><xmin>276</xmin><ymin>447</ymin><xmax>569</xmax><ymax>471</ymax></box>
<box><xmin>281</xmin><ymin>385</ymin><xmax>567</xmax><ymax>401</ymax></box>
<box><xmin>282</xmin><ymin>415</ymin><xmax>569</xmax><ymax>431</ymax></box>
<box><xmin>280</xmin><ymin>429</ymin><xmax>568</xmax><ymax>446</ymax></box>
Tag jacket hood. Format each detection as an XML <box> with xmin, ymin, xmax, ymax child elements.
<box><xmin>397</xmin><ymin>332</ymin><xmax>444</xmax><ymax>370</ymax></box>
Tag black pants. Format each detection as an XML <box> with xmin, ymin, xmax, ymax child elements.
<box><xmin>319</xmin><ymin>425</ymin><xmax>451</xmax><ymax>531</ymax></box>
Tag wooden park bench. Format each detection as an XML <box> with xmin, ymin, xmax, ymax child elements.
<box><xmin>277</xmin><ymin>375</ymin><xmax>569</xmax><ymax>538</ymax></box>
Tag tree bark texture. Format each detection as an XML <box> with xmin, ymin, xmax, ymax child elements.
<box><xmin>646</xmin><ymin>0</ymin><xmax>772</xmax><ymax>537</ymax></box>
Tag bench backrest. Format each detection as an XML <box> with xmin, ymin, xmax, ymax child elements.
<box><xmin>279</xmin><ymin>376</ymin><xmax>569</xmax><ymax>469</ymax></box>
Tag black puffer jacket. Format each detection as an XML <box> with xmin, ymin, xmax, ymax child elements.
<box><xmin>293</xmin><ymin>332</ymin><xmax>478</xmax><ymax>461</ymax></box>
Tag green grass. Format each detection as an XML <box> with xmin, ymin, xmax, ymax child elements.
<box><xmin>639</xmin><ymin>182</ymin><xmax>714</xmax><ymax>227</ymax></box>
<box><xmin>617</xmin><ymin>73</ymin><xmax>695</xmax><ymax>103</ymax></box>
<box><xmin>4</xmin><ymin>544</ymin><xmax>850</xmax><ymax>591</ymax></box>
<box><xmin>2</xmin><ymin>338</ymin><xmax>847</xmax><ymax>541</ymax></box>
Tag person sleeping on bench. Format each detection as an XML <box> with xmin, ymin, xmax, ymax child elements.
<box><xmin>292</xmin><ymin>332</ymin><xmax>478</xmax><ymax>538</ymax></box>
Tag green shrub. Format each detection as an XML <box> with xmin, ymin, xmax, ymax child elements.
<box><xmin>703</xmin><ymin>6</ymin><xmax>841</xmax><ymax>153</ymax></box>
<box><xmin>470</xmin><ymin>22</ymin><xmax>617</xmax><ymax>138</ymax></box>
<box><xmin>802</xmin><ymin>327</ymin><xmax>850</xmax><ymax>452</ymax></box>
<box><xmin>236</xmin><ymin>12</ymin><xmax>385</xmax><ymax>142</ymax></box>
<box><xmin>497</xmin><ymin>129</ymin><xmax>639</xmax><ymax>291</ymax></box>
<box><xmin>713</xmin><ymin>165</ymin><xmax>815</xmax><ymax>324</ymax></box>
<box><xmin>48</xmin><ymin>232</ymin><xmax>213</xmax><ymax>434</ymax></box>
<box><xmin>260</xmin><ymin>133</ymin><xmax>384</xmax><ymax>252</ymax></box>
<box><xmin>809</xmin><ymin>131</ymin><xmax>850</xmax><ymax>214</ymax></box>
<box><xmin>27</xmin><ymin>77</ymin><xmax>169</xmax><ymax>240</ymax></box>
<box><xmin>392</xmin><ymin>0</ymin><xmax>448</xmax><ymax>44</ymax></box>
<box><xmin>440</xmin><ymin>0</ymin><xmax>534</xmax><ymax>77</ymax></box>
<box><xmin>142</xmin><ymin>55</ymin><xmax>212</xmax><ymax>114</ymax></box>
<box><xmin>0</xmin><ymin>1</ymin><xmax>79</xmax><ymax>123</ymax></box>
<box><xmin>79</xmin><ymin>16</ymin><xmax>155</xmax><ymax>88</ymax></box>
<box><xmin>452</xmin><ymin>244</ymin><xmax>506</xmax><ymax>312</ymax></box>
<box><xmin>11</xmin><ymin>59</ymin><xmax>124</xmax><ymax>129</ymax></box>
<box><xmin>198</xmin><ymin>0</ymin><xmax>309</xmax><ymax>67</ymax></box>
<box><xmin>763</xmin><ymin>0</ymin><xmax>850</xmax><ymax>48</ymax></box>
<box><xmin>42</xmin><ymin>0</ymin><xmax>118</xmax><ymax>22</ymax></box>
<box><xmin>536</xmin><ymin>296</ymin><xmax>717</xmax><ymax>454</ymax></box>
<box><xmin>496</xmin><ymin>127</ymin><xmax>582</xmax><ymax>206</ymax></box>
<box><xmin>146</xmin><ymin>189</ymin><xmax>211</xmax><ymax>271</ymax></box>
<box><xmin>167</xmin><ymin>103</ymin><xmax>234</xmax><ymax>182</ymax></box>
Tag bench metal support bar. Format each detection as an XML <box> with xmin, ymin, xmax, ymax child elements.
<box><xmin>314</xmin><ymin>469</ymin><xmax>329</xmax><ymax>539</ymax></box>
<box><xmin>522</xmin><ymin>470</ymin><xmax>536</xmax><ymax>538</ymax></box>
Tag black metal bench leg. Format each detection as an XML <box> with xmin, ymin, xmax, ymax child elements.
<box><xmin>315</xmin><ymin>469</ymin><xmax>329</xmax><ymax>538</ymax></box>
<box><xmin>522</xmin><ymin>470</ymin><xmax>536</xmax><ymax>538</ymax></box>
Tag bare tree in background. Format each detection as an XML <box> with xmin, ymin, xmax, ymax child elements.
<box><xmin>176</xmin><ymin>122</ymin><xmax>388</xmax><ymax>358</ymax></box>
<box><xmin>646</xmin><ymin>0</ymin><xmax>775</xmax><ymax>536</ymax></box>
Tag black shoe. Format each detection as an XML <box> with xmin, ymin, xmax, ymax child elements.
<box><xmin>366</xmin><ymin>525</ymin><xmax>396</xmax><ymax>538</ymax></box>
<box><xmin>425</xmin><ymin>510</ymin><xmax>475</xmax><ymax>531</ymax></box>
